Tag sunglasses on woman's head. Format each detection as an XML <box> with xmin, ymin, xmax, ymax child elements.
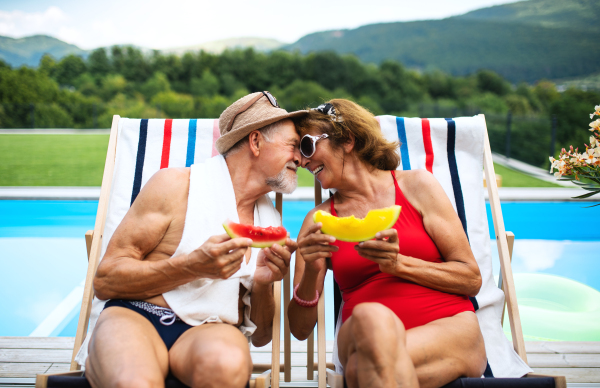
<box><xmin>300</xmin><ymin>133</ymin><xmax>328</xmax><ymax>158</ymax></box>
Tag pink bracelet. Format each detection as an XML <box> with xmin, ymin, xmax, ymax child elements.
<box><xmin>293</xmin><ymin>284</ymin><xmax>319</xmax><ymax>308</ymax></box>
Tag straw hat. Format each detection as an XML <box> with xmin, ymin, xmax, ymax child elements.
<box><xmin>216</xmin><ymin>92</ymin><xmax>308</xmax><ymax>154</ymax></box>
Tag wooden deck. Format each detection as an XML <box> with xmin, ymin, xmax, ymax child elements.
<box><xmin>1</xmin><ymin>337</ymin><xmax>599</xmax><ymax>386</ymax></box>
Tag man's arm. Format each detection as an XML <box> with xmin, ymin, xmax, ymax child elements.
<box><xmin>94</xmin><ymin>168</ymin><xmax>253</xmax><ymax>301</ymax></box>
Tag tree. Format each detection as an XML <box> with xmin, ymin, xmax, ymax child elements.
<box><xmin>151</xmin><ymin>91</ymin><xmax>194</xmax><ymax>118</ymax></box>
<box><xmin>140</xmin><ymin>72</ymin><xmax>171</xmax><ymax>101</ymax></box>
<box><xmin>88</xmin><ymin>48</ymin><xmax>111</xmax><ymax>79</ymax></box>
<box><xmin>55</xmin><ymin>55</ymin><xmax>87</xmax><ymax>86</ymax></box>
<box><xmin>190</xmin><ymin>70</ymin><xmax>219</xmax><ymax>97</ymax></box>
<box><xmin>476</xmin><ymin>70</ymin><xmax>510</xmax><ymax>96</ymax></box>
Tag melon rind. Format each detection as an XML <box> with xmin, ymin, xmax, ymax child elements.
<box><xmin>222</xmin><ymin>221</ymin><xmax>287</xmax><ymax>248</ymax></box>
<box><xmin>313</xmin><ymin>205</ymin><xmax>401</xmax><ymax>242</ymax></box>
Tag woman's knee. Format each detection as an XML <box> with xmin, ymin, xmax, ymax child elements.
<box><xmin>352</xmin><ymin>303</ymin><xmax>403</xmax><ymax>330</ymax></box>
<box><xmin>344</xmin><ymin>353</ymin><xmax>359</xmax><ymax>388</ymax></box>
<box><xmin>464</xmin><ymin>330</ymin><xmax>488</xmax><ymax>377</ymax></box>
<box><xmin>456</xmin><ymin>314</ymin><xmax>488</xmax><ymax>377</ymax></box>
<box><xmin>351</xmin><ymin>303</ymin><xmax>406</xmax><ymax>341</ymax></box>
<box><xmin>190</xmin><ymin>341</ymin><xmax>251</xmax><ymax>386</ymax></box>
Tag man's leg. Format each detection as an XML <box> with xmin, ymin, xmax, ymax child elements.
<box><xmin>85</xmin><ymin>307</ymin><xmax>169</xmax><ymax>388</ymax></box>
<box><xmin>338</xmin><ymin>304</ymin><xmax>487</xmax><ymax>388</ymax></box>
<box><xmin>169</xmin><ymin>323</ymin><xmax>252</xmax><ymax>388</ymax></box>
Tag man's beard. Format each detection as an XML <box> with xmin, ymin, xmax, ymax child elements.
<box><xmin>266</xmin><ymin>162</ymin><xmax>298</xmax><ymax>194</ymax></box>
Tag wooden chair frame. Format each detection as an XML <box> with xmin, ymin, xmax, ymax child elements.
<box><xmin>36</xmin><ymin>115</ymin><xmax>283</xmax><ymax>388</ymax></box>
<box><xmin>289</xmin><ymin>115</ymin><xmax>566</xmax><ymax>388</ymax></box>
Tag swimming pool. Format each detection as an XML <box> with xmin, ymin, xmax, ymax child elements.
<box><xmin>1</xmin><ymin>200</ymin><xmax>599</xmax><ymax>340</ymax></box>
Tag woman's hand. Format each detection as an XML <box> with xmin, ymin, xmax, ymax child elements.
<box><xmin>354</xmin><ymin>229</ymin><xmax>405</xmax><ymax>276</ymax></box>
<box><xmin>297</xmin><ymin>222</ymin><xmax>339</xmax><ymax>274</ymax></box>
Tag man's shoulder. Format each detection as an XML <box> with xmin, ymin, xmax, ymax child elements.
<box><xmin>134</xmin><ymin>167</ymin><xmax>191</xmax><ymax>209</ymax></box>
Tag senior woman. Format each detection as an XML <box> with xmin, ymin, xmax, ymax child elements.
<box><xmin>288</xmin><ymin>100</ymin><xmax>487</xmax><ymax>388</ymax></box>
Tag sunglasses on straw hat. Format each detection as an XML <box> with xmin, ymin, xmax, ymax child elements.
<box><xmin>225</xmin><ymin>91</ymin><xmax>279</xmax><ymax>134</ymax></box>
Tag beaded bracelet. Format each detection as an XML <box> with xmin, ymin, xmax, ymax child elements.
<box><xmin>293</xmin><ymin>283</ymin><xmax>319</xmax><ymax>308</ymax></box>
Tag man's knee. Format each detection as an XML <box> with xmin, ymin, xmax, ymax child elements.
<box><xmin>191</xmin><ymin>341</ymin><xmax>251</xmax><ymax>386</ymax></box>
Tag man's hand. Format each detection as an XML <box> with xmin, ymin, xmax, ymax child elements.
<box><xmin>254</xmin><ymin>238</ymin><xmax>298</xmax><ymax>286</ymax></box>
<box><xmin>186</xmin><ymin>234</ymin><xmax>253</xmax><ymax>279</ymax></box>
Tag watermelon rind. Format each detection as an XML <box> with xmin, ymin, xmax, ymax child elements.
<box><xmin>313</xmin><ymin>205</ymin><xmax>401</xmax><ymax>242</ymax></box>
<box><xmin>222</xmin><ymin>221</ymin><xmax>287</xmax><ymax>248</ymax></box>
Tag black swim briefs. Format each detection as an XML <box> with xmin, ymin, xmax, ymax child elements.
<box><xmin>103</xmin><ymin>299</ymin><xmax>193</xmax><ymax>350</ymax></box>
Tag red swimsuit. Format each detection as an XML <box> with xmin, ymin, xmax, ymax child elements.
<box><xmin>330</xmin><ymin>171</ymin><xmax>474</xmax><ymax>329</ymax></box>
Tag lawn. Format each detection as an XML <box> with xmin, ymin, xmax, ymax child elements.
<box><xmin>493</xmin><ymin>163</ymin><xmax>562</xmax><ymax>188</ymax></box>
<box><xmin>0</xmin><ymin>134</ymin><xmax>560</xmax><ymax>188</ymax></box>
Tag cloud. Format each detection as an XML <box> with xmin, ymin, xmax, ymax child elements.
<box><xmin>0</xmin><ymin>6</ymin><xmax>69</xmax><ymax>38</ymax></box>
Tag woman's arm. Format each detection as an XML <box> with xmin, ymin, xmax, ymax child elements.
<box><xmin>288</xmin><ymin>205</ymin><xmax>338</xmax><ymax>340</ymax></box>
<box><xmin>356</xmin><ymin>170</ymin><xmax>482</xmax><ymax>297</ymax></box>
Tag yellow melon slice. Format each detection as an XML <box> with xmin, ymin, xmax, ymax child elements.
<box><xmin>313</xmin><ymin>205</ymin><xmax>401</xmax><ymax>242</ymax></box>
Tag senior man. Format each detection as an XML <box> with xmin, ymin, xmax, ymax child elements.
<box><xmin>83</xmin><ymin>92</ymin><xmax>306</xmax><ymax>388</ymax></box>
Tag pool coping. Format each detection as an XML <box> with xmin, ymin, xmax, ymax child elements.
<box><xmin>0</xmin><ymin>186</ymin><xmax>598</xmax><ymax>201</ymax></box>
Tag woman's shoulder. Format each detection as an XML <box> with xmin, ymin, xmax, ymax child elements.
<box><xmin>394</xmin><ymin>169</ymin><xmax>443</xmax><ymax>212</ymax></box>
<box><xmin>395</xmin><ymin>169</ymin><xmax>437</xmax><ymax>190</ymax></box>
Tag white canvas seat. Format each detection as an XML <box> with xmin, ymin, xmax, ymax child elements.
<box><xmin>36</xmin><ymin>116</ymin><xmax>283</xmax><ymax>388</ymax></box>
<box><xmin>301</xmin><ymin>114</ymin><xmax>565</xmax><ymax>388</ymax></box>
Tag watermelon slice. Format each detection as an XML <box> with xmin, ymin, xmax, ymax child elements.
<box><xmin>223</xmin><ymin>220</ymin><xmax>288</xmax><ymax>248</ymax></box>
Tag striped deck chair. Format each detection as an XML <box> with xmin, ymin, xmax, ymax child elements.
<box><xmin>298</xmin><ymin>114</ymin><xmax>566</xmax><ymax>388</ymax></box>
<box><xmin>35</xmin><ymin>116</ymin><xmax>284</xmax><ymax>388</ymax></box>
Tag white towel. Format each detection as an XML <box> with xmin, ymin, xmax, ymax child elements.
<box><xmin>163</xmin><ymin>155</ymin><xmax>282</xmax><ymax>334</ymax></box>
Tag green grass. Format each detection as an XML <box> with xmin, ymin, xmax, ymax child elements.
<box><xmin>0</xmin><ymin>134</ymin><xmax>562</xmax><ymax>188</ymax></box>
<box><xmin>0</xmin><ymin>135</ymin><xmax>109</xmax><ymax>186</ymax></box>
<box><xmin>493</xmin><ymin>163</ymin><xmax>562</xmax><ymax>188</ymax></box>
<box><xmin>297</xmin><ymin>168</ymin><xmax>314</xmax><ymax>187</ymax></box>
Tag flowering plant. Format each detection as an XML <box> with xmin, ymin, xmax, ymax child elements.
<box><xmin>549</xmin><ymin>105</ymin><xmax>600</xmax><ymax>205</ymax></box>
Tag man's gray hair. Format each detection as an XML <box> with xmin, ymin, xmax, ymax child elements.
<box><xmin>223</xmin><ymin>120</ymin><xmax>286</xmax><ymax>158</ymax></box>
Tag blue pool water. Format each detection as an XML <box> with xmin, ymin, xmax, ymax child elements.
<box><xmin>1</xmin><ymin>200</ymin><xmax>599</xmax><ymax>340</ymax></box>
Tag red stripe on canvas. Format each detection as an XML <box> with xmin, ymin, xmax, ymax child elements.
<box><xmin>421</xmin><ymin>119</ymin><xmax>434</xmax><ymax>173</ymax></box>
<box><xmin>212</xmin><ymin>119</ymin><xmax>220</xmax><ymax>157</ymax></box>
<box><xmin>160</xmin><ymin>119</ymin><xmax>173</xmax><ymax>169</ymax></box>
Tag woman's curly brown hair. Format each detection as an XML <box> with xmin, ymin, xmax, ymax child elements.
<box><xmin>294</xmin><ymin>99</ymin><xmax>400</xmax><ymax>171</ymax></box>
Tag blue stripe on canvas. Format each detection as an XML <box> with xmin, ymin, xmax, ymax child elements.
<box><xmin>445</xmin><ymin>118</ymin><xmax>468</xmax><ymax>236</ymax></box>
<box><xmin>446</xmin><ymin>118</ymin><xmax>479</xmax><ymax>311</ymax></box>
<box><xmin>131</xmin><ymin>119</ymin><xmax>148</xmax><ymax>205</ymax></box>
<box><xmin>396</xmin><ymin>117</ymin><xmax>411</xmax><ymax>170</ymax></box>
<box><xmin>186</xmin><ymin>119</ymin><xmax>197</xmax><ymax>167</ymax></box>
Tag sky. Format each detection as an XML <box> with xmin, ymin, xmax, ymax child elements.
<box><xmin>0</xmin><ymin>0</ymin><xmax>521</xmax><ymax>50</ymax></box>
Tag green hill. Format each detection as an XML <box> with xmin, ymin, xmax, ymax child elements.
<box><xmin>0</xmin><ymin>35</ymin><xmax>87</xmax><ymax>67</ymax></box>
<box><xmin>457</xmin><ymin>0</ymin><xmax>600</xmax><ymax>31</ymax></box>
<box><xmin>284</xmin><ymin>0</ymin><xmax>600</xmax><ymax>83</ymax></box>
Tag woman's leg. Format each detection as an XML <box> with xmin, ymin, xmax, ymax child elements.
<box><xmin>405</xmin><ymin>311</ymin><xmax>487</xmax><ymax>388</ymax></box>
<box><xmin>337</xmin><ymin>303</ymin><xmax>418</xmax><ymax>388</ymax></box>
<box><xmin>338</xmin><ymin>304</ymin><xmax>486</xmax><ymax>388</ymax></box>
